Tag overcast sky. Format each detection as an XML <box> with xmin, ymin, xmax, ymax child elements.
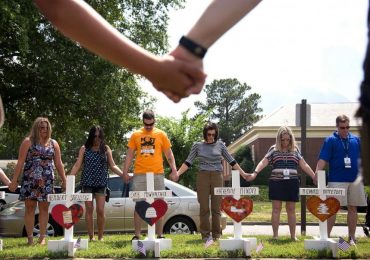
<box><xmin>140</xmin><ymin>0</ymin><xmax>368</xmax><ymax>119</ymax></box>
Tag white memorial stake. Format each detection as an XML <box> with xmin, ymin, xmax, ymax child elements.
<box><xmin>129</xmin><ymin>172</ymin><xmax>172</xmax><ymax>257</ymax></box>
<box><xmin>47</xmin><ymin>175</ymin><xmax>92</xmax><ymax>257</ymax></box>
<box><xmin>0</xmin><ymin>191</ymin><xmax>4</xmax><ymax>251</ymax></box>
<box><xmin>299</xmin><ymin>170</ymin><xmax>345</xmax><ymax>258</ymax></box>
<box><xmin>214</xmin><ymin>170</ymin><xmax>259</xmax><ymax>256</ymax></box>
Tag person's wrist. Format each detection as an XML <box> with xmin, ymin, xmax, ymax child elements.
<box><xmin>179</xmin><ymin>36</ymin><xmax>207</xmax><ymax>59</ymax></box>
<box><xmin>253</xmin><ymin>170</ymin><xmax>258</xmax><ymax>174</ymax></box>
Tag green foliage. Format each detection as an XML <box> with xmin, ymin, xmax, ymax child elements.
<box><xmin>195</xmin><ymin>78</ymin><xmax>262</xmax><ymax>146</ymax></box>
<box><xmin>156</xmin><ymin>110</ymin><xmax>210</xmax><ymax>189</ymax></box>
<box><xmin>0</xmin><ymin>0</ymin><xmax>185</xmax><ymax>169</ymax></box>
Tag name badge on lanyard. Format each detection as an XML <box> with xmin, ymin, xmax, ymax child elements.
<box><xmin>344</xmin><ymin>157</ymin><xmax>351</xmax><ymax>168</ymax></box>
<box><xmin>283</xmin><ymin>169</ymin><xmax>290</xmax><ymax>179</ymax></box>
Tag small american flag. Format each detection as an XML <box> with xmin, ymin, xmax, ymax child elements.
<box><xmin>338</xmin><ymin>237</ymin><xmax>350</xmax><ymax>251</ymax></box>
<box><xmin>256</xmin><ymin>241</ymin><xmax>264</xmax><ymax>253</ymax></box>
<box><xmin>74</xmin><ymin>237</ymin><xmax>81</xmax><ymax>248</ymax></box>
<box><xmin>137</xmin><ymin>240</ymin><xmax>146</xmax><ymax>256</ymax></box>
<box><xmin>204</xmin><ymin>236</ymin><xmax>214</xmax><ymax>248</ymax></box>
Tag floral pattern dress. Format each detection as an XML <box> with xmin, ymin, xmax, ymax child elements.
<box><xmin>19</xmin><ymin>140</ymin><xmax>56</xmax><ymax>201</ymax></box>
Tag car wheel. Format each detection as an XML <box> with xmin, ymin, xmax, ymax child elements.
<box><xmin>164</xmin><ymin>216</ymin><xmax>196</xmax><ymax>234</ymax></box>
<box><xmin>23</xmin><ymin>215</ymin><xmax>63</xmax><ymax>237</ymax></box>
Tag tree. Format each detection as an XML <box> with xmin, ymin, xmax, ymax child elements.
<box><xmin>195</xmin><ymin>78</ymin><xmax>262</xmax><ymax>146</ymax></box>
<box><xmin>233</xmin><ymin>145</ymin><xmax>254</xmax><ymax>187</ymax></box>
<box><xmin>0</xmin><ymin>0</ymin><xmax>185</xmax><ymax>168</ymax></box>
<box><xmin>155</xmin><ymin>110</ymin><xmax>210</xmax><ymax>189</ymax></box>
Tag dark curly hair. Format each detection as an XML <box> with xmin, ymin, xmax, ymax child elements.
<box><xmin>203</xmin><ymin>122</ymin><xmax>219</xmax><ymax>141</ymax></box>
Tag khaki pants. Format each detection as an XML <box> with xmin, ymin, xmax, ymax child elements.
<box><xmin>196</xmin><ymin>171</ymin><xmax>223</xmax><ymax>240</ymax></box>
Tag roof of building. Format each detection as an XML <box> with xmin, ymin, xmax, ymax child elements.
<box><xmin>255</xmin><ymin>102</ymin><xmax>361</xmax><ymax>127</ymax></box>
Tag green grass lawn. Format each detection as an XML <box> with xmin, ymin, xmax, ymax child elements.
<box><xmin>1</xmin><ymin>234</ymin><xmax>369</xmax><ymax>259</ymax></box>
<box><xmin>245</xmin><ymin>201</ymin><xmax>367</xmax><ymax>224</ymax></box>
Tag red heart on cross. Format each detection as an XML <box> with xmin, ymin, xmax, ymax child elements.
<box><xmin>51</xmin><ymin>204</ymin><xmax>84</xmax><ymax>229</ymax></box>
<box><xmin>307</xmin><ymin>196</ymin><xmax>340</xmax><ymax>222</ymax></box>
<box><xmin>135</xmin><ymin>199</ymin><xmax>168</xmax><ymax>226</ymax></box>
<box><xmin>221</xmin><ymin>196</ymin><xmax>253</xmax><ymax>223</ymax></box>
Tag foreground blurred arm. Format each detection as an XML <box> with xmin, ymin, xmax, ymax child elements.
<box><xmin>33</xmin><ymin>0</ymin><xmax>205</xmax><ymax>102</ymax></box>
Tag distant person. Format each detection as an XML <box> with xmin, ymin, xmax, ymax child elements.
<box><xmin>248</xmin><ymin>126</ymin><xmax>316</xmax><ymax>241</ymax></box>
<box><xmin>32</xmin><ymin>0</ymin><xmax>206</xmax><ymax>103</ymax></box>
<box><xmin>9</xmin><ymin>117</ymin><xmax>66</xmax><ymax>245</ymax></box>
<box><xmin>315</xmin><ymin>114</ymin><xmax>367</xmax><ymax>245</ymax></box>
<box><xmin>0</xmin><ymin>168</ymin><xmax>11</xmax><ymax>186</ymax></box>
<box><xmin>70</xmin><ymin>125</ymin><xmax>123</xmax><ymax>241</ymax></box>
<box><xmin>121</xmin><ymin>110</ymin><xmax>178</xmax><ymax>240</ymax></box>
<box><xmin>173</xmin><ymin>122</ymin><xmax>251</xmax><ymax>244</ymax></box>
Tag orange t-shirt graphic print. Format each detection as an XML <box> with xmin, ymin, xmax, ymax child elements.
<box><xmin>128</xmin><ymin>128</ymin><xmax>171</xmax><ymax>174</ymax></box>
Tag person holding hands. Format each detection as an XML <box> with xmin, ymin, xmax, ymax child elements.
<box><xmin>173</xmin><ymin>122</ymin><xmax>251</xmax><ymax>244</ymax></box>
<box><xmin>247</xmin><ymin>126</ymin><xmax>316</xmax><ymax>241</ymax></box>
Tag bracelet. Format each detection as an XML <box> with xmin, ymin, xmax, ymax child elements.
<box><xmin>179</xmin><ymin>36</ymin><xmax>207</xmax><ymax>59</ymax></box>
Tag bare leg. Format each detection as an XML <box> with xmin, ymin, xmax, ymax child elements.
<box><xmin>85</xmin><ymin>200</ymin><xmax>95</xmax><ymax>241</ymax></box>
<box><xmin>38</xmin><ymin>201</ymin><xmax>50</xmax><ymax>245</ymax></box>
<box><xmin>347</xmin><ymin>205</ymin><xmax>358</xmax><ymax>240</ymax></box>
<box><xmin>24</xmin><ymin>199</ymin><xmax>37</xmax><ymax>245</ymax></box>
<box><xmin>286</xmin><ymin>201</ymin><xmax>297</xmax><ymax>240</ymax></box>
<box><xmin>134</xmin><ymin>209</ymin><xmax>142</xmax><ymax>238</ymax></box>
<box><xmin>327</xmin><ymin>214</ymin><xmax>336</xmax><ymax>237</ymax></box>
<box><xmin>271</xmin><ymin>200</ymin><xmax>282</xmax><ymax>239</ymax></box>
<box><xmin>95</xmin><ymin>196</ymin><xmax>106</xmax><ymax>241</ymax></box>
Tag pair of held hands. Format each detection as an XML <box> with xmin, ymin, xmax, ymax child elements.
<box><xmin>8</xmin><ymin>180</ymin><xmax>67</xmax><ymax>192</ymax></box>
<box><xmin>149</xmin><ymin>46</ymin><xmax>206</xmax><ymax>103</ymax></box>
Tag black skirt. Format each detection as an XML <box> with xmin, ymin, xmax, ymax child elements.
<box><xmin>268</xmin><ymin>178</ymin><xmax>300</xmax><ymax>202</ymax></box>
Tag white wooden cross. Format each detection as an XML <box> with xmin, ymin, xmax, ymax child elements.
<box><xmin>299</xmin><ymin>170</ymin><xmax>345</xmax><ymax>257</ymax></box>
<box><xmin>0</xmin><ymin>191</ymin><xmax>4</xmax><ymax>251</ymax></box>
<box><xmin>47</xmin><ymin>175</ymin><xmax>92</xmax><ymax>257</ymax></box>
<box><xmin>214</xmin><ymin>170</ymin><xmax>259</xmax><ymax>256</ymax></box>
<box><xmin>129</xmin><ymin>172</ymin><xmax>172</xmax><ymax>257</ymax></box>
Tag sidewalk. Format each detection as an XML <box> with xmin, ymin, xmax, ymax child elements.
<box><xmin>223</xmin><ymin>223</ymin><xmax>367</xmax><ymax>238</ymax></box>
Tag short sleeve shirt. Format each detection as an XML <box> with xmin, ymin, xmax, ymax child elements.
<box><xmin>128</xmin><ymin>127</ymin><xmax>171</xmax><ymax>174</ymax></box>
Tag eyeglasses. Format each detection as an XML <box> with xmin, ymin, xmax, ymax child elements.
<box><xmin>94</xmin><ymin>135</ymin><xmax>101</xmax><ymax>138</ymax></box>
<box><xmin>339</xmin><ymin>126</ymin><xmax>350</xmax><ymax>130</ymax></box>
<box><xmin>39</xmin><ymin>126</ymin><xmax>49</xmax><ymax>130</ymax></box>
<box><xmin>281</xmin><ymin>138</ymin><xmax>290</xmax><ymax>142</ymax></box>
<box><xmin>144</xmin><ymin>122</ymin><xmax>154</xmax><ymax>127</ymax></box>
<box><xmin>207</xmin><ymin>133</ymin><xmax>216</xmax><ymax>137</ymax></box>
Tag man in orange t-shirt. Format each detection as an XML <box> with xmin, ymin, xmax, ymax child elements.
<box><xmin>122</xmin><ymin>110</ymin><xmax>178</xmax><ymax>240</ymax></box>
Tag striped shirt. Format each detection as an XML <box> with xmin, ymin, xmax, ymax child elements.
<box><xmin>265</xmin><ymin>146</ymin><xmax>302</xmax><ymax>180</ymax></box>
<box><xmin>184</xmin><ymin>141</ymin><xmax>236</xmax><ymax>172</ymax></box>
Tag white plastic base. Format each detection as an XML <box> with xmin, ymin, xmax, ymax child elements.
<box><xmin>304</xmin><ymin>237</ymin><xmax>338</xmax><ymax>258</ymax></box>
<box><xmin>0</xmin><ymin>239</ymin><xmax>3</xmax><ymax>251</ymax></box>
<box><xmin>219</xmin><ymin>237</ymin><xmax>257</xmax><ymax>256</ymax></box>
<box><xmin>48</xmin><ymin>238</ymin><xmax>88</xmax><ymax>257</ymax></box>
<box><xmin>132</xmin><ymin>238</ymin><xmax>172</xmax><ymax>257</ymax></box>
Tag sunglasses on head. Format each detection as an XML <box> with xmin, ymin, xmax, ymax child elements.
<box><xmin>144</xmin><ymin>122</ymin><xmax>154</xmax><ymax>127</ymax></box>
<box><xmin>339</xmin><ymin>126</ymin><xmax>350</xmax><ymax>130</ymax></box>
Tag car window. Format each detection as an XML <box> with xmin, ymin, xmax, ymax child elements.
<box><xmin>109</xmin><ymin>177</ymin><xmax>125</xmax><ymax>198</ymax></box>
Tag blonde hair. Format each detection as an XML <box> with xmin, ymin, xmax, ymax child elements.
<box><xmin>29</xmin><ymin>117</ymin><xmax>52</xmax><ymax>145</ymax></box>
<box><xmin>275</xmin><ymin>126</ymin><xmax>297</xmax><ymax>152</ymax></box>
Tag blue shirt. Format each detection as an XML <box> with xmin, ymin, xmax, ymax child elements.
<box><xmin>318</xmin><ymin>131</ymin><xmax>360</xmax><ymax>182</ymax></box>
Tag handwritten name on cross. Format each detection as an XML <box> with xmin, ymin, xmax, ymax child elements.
<box><xmin>299</xmin><ymin>170</ymin><xmax>345</xmax><ymax>240</ymax></box>
<box><xmin>215</xmin><ymin>170</ymin><xmax>259</xmax><ymax>239</ymax></box>
<box><xmin>129</xmin><ymin>172</ymin><xmax>172</xmax><ymax>241</ymax></box>
<box><xmin>47</xmin><ymin>175</ymin><xmax>92</xmax><ymax>256</ymax></box>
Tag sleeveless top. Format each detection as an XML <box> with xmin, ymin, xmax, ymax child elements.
<box><xmin>19</xmin><ymin>139</ymin><xmax>55</xmax><ymax>201</ymax></box>
<box><xmin>80</xmin><ymin>148</ymin><xmax>108</xmax><ymax>187</ymax></box>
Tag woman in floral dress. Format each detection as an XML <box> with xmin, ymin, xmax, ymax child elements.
<box><xmin>9</xmin><ymin>117</ymin><xmax>66</xmax><ymax>245</ymax></box>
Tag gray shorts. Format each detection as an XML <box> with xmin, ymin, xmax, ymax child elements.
<box><xmin>328</xmin><ymin>176</ymin><xmax>367</xmax><ymax>207</ymax></box>
<box><xmin>81</xmin><ymin>186</ymin><xmax>106</xmax><ymax>197</ymax></box>
<box><xmin>132</xmin><ymin>174</ymin><xmax>165</xmax><ymax>201</ymax></box>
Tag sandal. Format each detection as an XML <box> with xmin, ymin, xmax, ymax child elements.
<box><xmin>131</xmin><ymin>235</ymin><xmax>140</xmax><ymax>240</ymax></box>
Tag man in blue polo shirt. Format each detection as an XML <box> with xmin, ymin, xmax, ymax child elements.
<box><xmin>316</xmin><ymin>114</ymin><xmax>367</xmax><ymax>244</ymax></box>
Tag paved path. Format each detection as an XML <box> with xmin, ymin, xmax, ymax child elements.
<box><xmin>223</xmin><ymin>224</ymin><xmax>367</xmax><ymax>238</ymax></box>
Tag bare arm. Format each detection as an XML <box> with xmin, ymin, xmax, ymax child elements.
<box><xmin>122</xmin><ymin>148</ymin><xmax>135</xmax><ymax>183</ymax></box>
<box><xmin>315</xmin><ymin>159</ymin><xmax>327</xmax><ymax>172</ymax></box>
<box><xmin>9</xmin><ymin>138</ymin><xmax>31</xmax><ymax>191</ymax></box>
<box><xmin>53</xmin><ymin>140</ymin><xmax>67</xmax><ymax>189</ymax></box>
<box><xmin>106</xmin><ymin>145</ymin><xmax>123</xmax><ymax>176</ymax></box>
<box><xmin>0</xmin><ymin>168</ymin><xmax>11</xmax><ymax>186</ymax></box>
<box><xmin>70</xmin><ymin>146</ymin><xmax>85</xmax><ymax>176</ymax></box>
<box><xmin>248</xmin><ymin>157</ymin><xmax>269</xmax><ymax>181</ymax></box>
<box><xmin>33</xmin><ymin>0</ymin><xmax>205</xmax><ymax>102</ymax></box>
<box><xmin>164</xmin><ymin>148</ymin><xmax>177</xmax><ymax>173</ymax></box>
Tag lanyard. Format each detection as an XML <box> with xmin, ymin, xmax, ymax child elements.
<box><xmin>341</xmin><ymin>137</ymin><xmax>349</xmax><ymax>156</ymax></box>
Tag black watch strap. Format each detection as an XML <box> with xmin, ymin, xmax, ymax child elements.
<box><xmin>179</xmin><ymin>36</ymin><xmax>207</xmax><ymax>59</ymax></box>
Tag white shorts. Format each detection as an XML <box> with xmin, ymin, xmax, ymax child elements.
<box><xmin>328</xmin><ymin>177</ymin><xmax>367</xmax><ymax>207</ymax></box>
